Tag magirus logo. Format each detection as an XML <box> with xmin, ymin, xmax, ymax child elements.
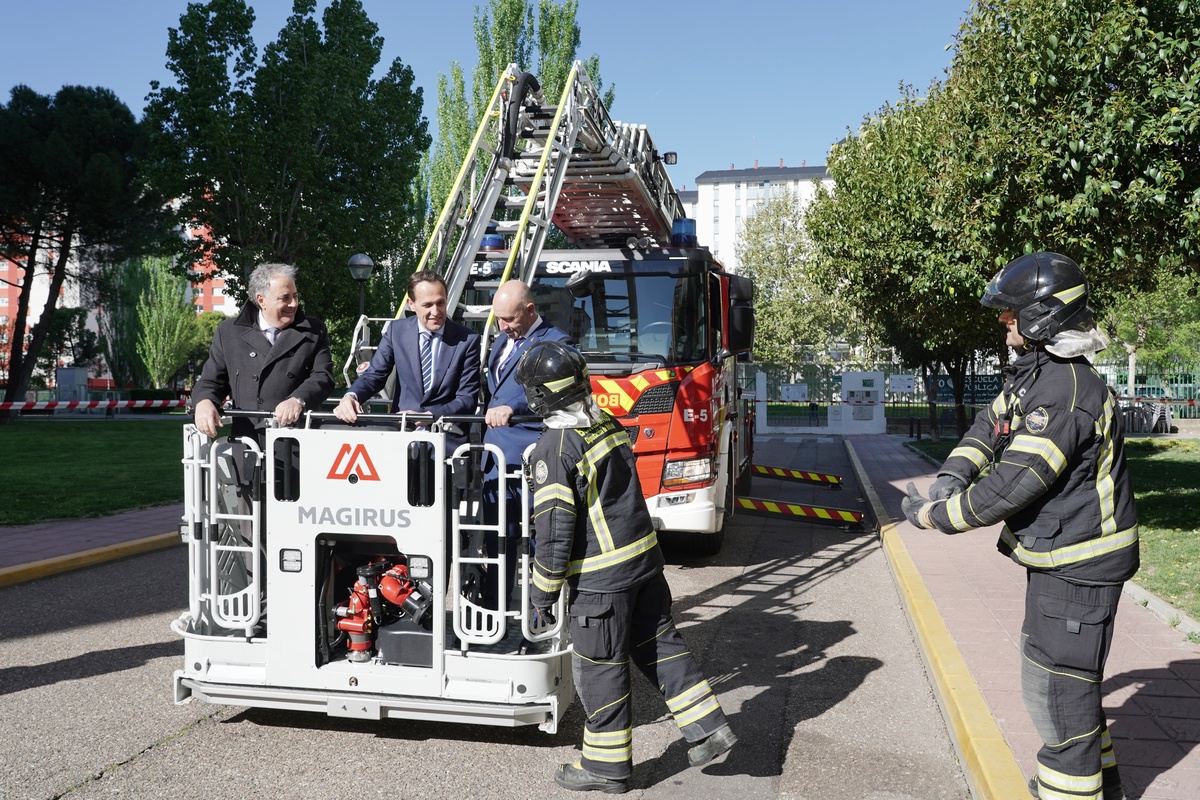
<box><xmin>327</xmin><ymin>443</ymin><xmax>379</xmax><ymax>482</ymax></box>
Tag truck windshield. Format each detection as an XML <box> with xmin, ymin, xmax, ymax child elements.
<box><xmin>531</xmin><ymin>267</ymin><xmax>709</xmax><ymax>365</ymax></box>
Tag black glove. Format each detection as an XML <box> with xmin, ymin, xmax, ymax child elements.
<box><xmin>901</xmin><ymin>482</ymin><xmax>933</xmax><ymax>529</ymax></box>
<box><xmin>531</xmin><ymin>606</ymin><xmax>556</xmax><ymax>627</ymax></box>
<box><xmin>929</xmin><ymin>473</ymin><xmax>966</xmax><ymax>501</ymax></box>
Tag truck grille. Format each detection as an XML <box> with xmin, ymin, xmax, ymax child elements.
<box><xmin>630</xmin><ymin>383</ymin><xmax>678</xmax><ymax>416</ymax></box>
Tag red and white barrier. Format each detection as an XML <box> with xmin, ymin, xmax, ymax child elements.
<box><xmin>0</xmin><ymin>399</ymin><xmax>188</xmax><ymax>411</ymax></box>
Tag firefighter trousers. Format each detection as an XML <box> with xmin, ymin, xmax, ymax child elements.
<box><xmin>568</xmin><ymin>572</ymin><xmax>728</xmax><ymax>780</ymax></box>
<box><xmin>1022</xmin><ymin>571</ymin><xmax>1125</xmax><ymax>800</ymax></box>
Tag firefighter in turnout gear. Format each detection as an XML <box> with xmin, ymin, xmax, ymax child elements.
<box><xmin>902</xmin><ymin>252</ymin><xmax>1138</xmax><ymax>800</ymax></box>
<box><xmin>516</xmin><ymin>341</ymin><xmax>737</xmax><ymax>793</ymax></box>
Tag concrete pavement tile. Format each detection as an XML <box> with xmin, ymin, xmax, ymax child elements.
<box><xmin>1106</xmin><ymin>713</ymin><xmax>1174</xmax><ymax>740</ymax></box>
<box><xmin>1131</xmin><ymin>694</ymin><xmax>1200</xmax><ymax>719</ymax></box>
<box><xmin>1113</xmin><ymin>739</ymin><xmax>1189</xmax><ymax>768</ymax></box>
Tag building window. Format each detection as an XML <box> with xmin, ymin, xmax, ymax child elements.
<box><xmin>0</xmin><ymin>297</ymin><xmax>8</xmax><ymax>306</ymax></box>
<box><xmin>0</xmin><ymin>315</ymin><xmax>7</xmax><ymax>324</ymax></box>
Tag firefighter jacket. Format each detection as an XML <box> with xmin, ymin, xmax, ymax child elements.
<box><xmin>528</xmin><ymin>415</ymin><xmax>664</xmax><ymax>608</ymax></box>
<box><xmin>926</xmin><ymin>348</ymin><xmax>1139</xmax><ymax>585</ymax></box>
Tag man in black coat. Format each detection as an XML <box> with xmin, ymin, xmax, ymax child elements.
<box><xmin>193</xmin><ymin>262</ymin><xmax>334</xmax><ymax>441</ymax></box>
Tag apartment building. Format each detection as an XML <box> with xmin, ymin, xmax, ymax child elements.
<box><xmin>679</xmin><ymin>161</ymin><xmax>832</xmax><ymax>271</ymax></box>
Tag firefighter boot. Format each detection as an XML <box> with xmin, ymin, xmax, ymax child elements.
<box><xmin>688</xmin><ymin>723</ymin><xmax>738</xmax><ymax>767</ymax></box>
<box><xmin>553</xmin><ymin>762</ymin><xmax>627</xmax><ymax>794</ymax></box>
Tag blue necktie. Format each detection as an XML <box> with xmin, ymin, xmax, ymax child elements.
<box><xmin>420</xmin><ymin>331</ymin><xmax>434</xmax><ymax>394</ymax></box>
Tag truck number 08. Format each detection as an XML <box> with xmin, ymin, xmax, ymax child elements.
<box><xmin>683</xmin><ymin>408</ymin><xmax>709</xmax><ymax>423</ymax></box>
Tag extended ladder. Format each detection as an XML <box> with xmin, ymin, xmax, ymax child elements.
<box><xmin>343</xmin><ymin>60</ymin><xmax>685</xmax><ymax>381</ymax></box>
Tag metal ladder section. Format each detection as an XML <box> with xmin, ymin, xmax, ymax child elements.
<box><xmin>411</xmin><ymin>60</ymin><xmax>685</xmax><ymax>329</ymax></box>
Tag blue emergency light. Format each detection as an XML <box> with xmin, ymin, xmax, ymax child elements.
<box><xmin>671</xmin><ymin>218</ymin><xmax>697</xmax><ymax>247</ymax></box>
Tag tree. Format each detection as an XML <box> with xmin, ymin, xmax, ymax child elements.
<box><xmin>806</xmin><ymin>83</ymin><xmax>998</xmax><ymax>438</ymax></box>
<box><xmin>97</xmin><ymin>256</ymin><xmax>151</xmax><ymax>389</ymax></box>
<box><xmin>184</xmin><ymin>310</ymin><xmax>227</xmax><ymax>388</ymax></box>
<box><xmin>0</xmin><ymin>84</ymin><xmax>167</xmax><ymax>421</ymax></box>
<box><xmin>36</xmin><ymin>307</ymin><xmax>103</xmax><ymax>377</ymax></box>
<box><xmin>136</xmin><ymin>256</ymin><xmax>198</xmax><ymax>389</ymax></box>
<box><xmin>1097</xmin><ymin>266</ymin><xmax>1200</xmax><ymax>392</ymax></box>
<box><xmin>736</xmin><ymin>189</ymin><xmax>859</xmax><ymax>366</ymax></box>
<box><xmin>144</xmin><ymin>0</ymin><xmax>431</xmax><ymax>362</ymax></box>
<box><xmin>941</xmin><ymin>0</ymin><xmax>1200</xmax><ymax>293</ymax></box>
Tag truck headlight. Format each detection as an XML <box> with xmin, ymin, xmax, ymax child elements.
<box><xmin>662</xmin><ymin>457</ymin><xmax>713</xmax><ymax>487</ymax></box>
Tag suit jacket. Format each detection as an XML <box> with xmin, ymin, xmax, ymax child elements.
<box><xmin>348</xmin><ymin>315</ymin><xmax>481</xmax><ymax>447</ymax></box>
<box><xmin>482</xmin><ymin>321</ymin><xmax>572</xmax><ymax>477</ymax></box>
<box><xmin>192</xmin><ymin>301</ymin><xmax>334</xmax><ymax>441</ymax></box>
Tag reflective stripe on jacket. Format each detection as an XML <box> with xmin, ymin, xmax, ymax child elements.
<box><xmin>928</xmin><ymin>349</ymin><xmax>1139</xmax><ymax>584</ymax></box>
<box><xmin>528</xmin><ymin>416</ymin><xmax>664</xmax><ymax>607</ymax></box>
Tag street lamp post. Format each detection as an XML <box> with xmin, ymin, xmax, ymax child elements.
<box><xmin>346</xmin><ymin>253</ymin><xmax>375</xmax><ymax>318</ymax></box>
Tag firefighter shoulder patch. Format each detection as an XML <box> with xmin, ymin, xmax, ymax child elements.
<box><xmin>1025</xmin><ymin>406</ymin><xmax>1050</xmax><ymax>434</ymax></box>
<box><xmin>534</xmin><ymin>460</ymin><xmax>549</xmax><ymax>484</ymax></box>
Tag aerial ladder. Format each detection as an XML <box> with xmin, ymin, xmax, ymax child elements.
<box><xmin>343</xmin><ymin>61</ymin><xmax>683</xmax><ymax>384</ymax></box>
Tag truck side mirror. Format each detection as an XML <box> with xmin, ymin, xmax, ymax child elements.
<box><xmin>727</xmin><ymin>273</ymin><xmax>755</xmax><ymax>353</ymax></box>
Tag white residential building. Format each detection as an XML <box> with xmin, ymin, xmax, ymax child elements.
<box><xmin>678</xmin><ymin>161</ymin><xmax>832</xmax><ymax>271</ymax></box>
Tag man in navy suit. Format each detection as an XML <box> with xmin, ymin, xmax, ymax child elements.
<box><xmin>480</xmin><ymin>280</ymin><xmax>573</xmax><ymax>608</ymax></box>
<box><xmin>334</xmin><ymin>271</ymin><xmax>481</xmax><ymax>450</ymax></box>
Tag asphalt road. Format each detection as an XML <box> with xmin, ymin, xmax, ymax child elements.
<box><xmin>0</xmin><ymin>435</ymin><xmax>971</xmax><ymax>799</ymax></box>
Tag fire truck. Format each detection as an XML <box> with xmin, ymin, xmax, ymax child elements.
<box><xmin>384</xmin><ymin>59</ymin><xmax>757</xmax><ymax>554</ymax></box>
<box><xmin>172</xmin><ymin>61</ymin><xmax>752</xmax><ymax>730</ymax></box>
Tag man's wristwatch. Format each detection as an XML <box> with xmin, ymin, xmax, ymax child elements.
<box><xmin>292</xmin><ymin>397</ymin><xmax>306</xmax><ymax>410</ymax></box>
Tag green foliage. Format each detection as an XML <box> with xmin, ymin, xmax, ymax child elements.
<box><xmin>183</xmin><ymin>310</ymin><xmax>227</xmax><ymax>388</ymax></box>
<box><xmin>736</xmin><ymin>190</ymin><xmax>861</xmax><ymax>365</ymax></box>
<box><xmin>97</xmin><ymin>257</ymin><xmax>151</xmax><ymax>388</ymax></box>
<box><xmin>945</xmin><ymin>0</ymin><xmax>1200</xmax><ymax>286</ymax></box>
<box><xmin>36</xmin><ymin>307</ymin><xmax>103</xmax><ymax>376</ymax></box>
<box><xmin>806</xmin><ymin>0</ymin><xmax>1200</xmax><ymax>433</ymax></box>
<box><xmin>1099</xmin><ymin>266</ymin><xmax>1200</xmax><ymax>370</ymax></box>
<box><xmin>136</xmin><ymin>257</ymin><xmax>198</xmax><ymax>389</ymax></box>
<box><xmin>424</xmin><ymin>0</ymin><xmax>614</xmax><ymax>223</ymax></box>
<box><xmin>806</xmin><ymin>81</ymin><xmax>997</xmax><ymax>431</ymax></box>
<box><xmin>0</xmin><ymin>84</ymin><xmax>168</xmax><ymax>410</ymax></box>
<box><xmin>144</xmin><ymin>0</ymin><xmax>431</xmax><ymax>357</ymax></box>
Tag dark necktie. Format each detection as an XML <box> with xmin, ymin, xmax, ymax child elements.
<box><xmin>420</xmin><ymin>331</ymin><xmax>434</xmax><ymax>394</ymax></box>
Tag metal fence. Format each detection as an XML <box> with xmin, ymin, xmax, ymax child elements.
<box><xmin>741</xmin><ymin>359</ymin><xmax>1200</xmax><ymax>434</ymax></box>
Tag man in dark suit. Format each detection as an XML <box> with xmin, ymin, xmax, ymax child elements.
<box><xmin>193</xmin><ymin>262</ymin><xmax>334</xmax><ymax>441</ymax></box>
<box><xmin>481</xmin><ymin>280</ymin><xmax>573</xmax><ymax>608</ymax></box>
<box><xmin>334</xmin><ymin>271</ymin><xmax>481</xmax><ymax>449</ymax></box>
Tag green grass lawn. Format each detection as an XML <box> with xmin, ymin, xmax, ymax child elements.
<box><xmin>908</xmin><ymin>436</ymin><xmax>1200</xmax><ymax>623</ymax></box>
<box><xmin>0</xmin><ymin>418</ymin><xmax>186</xmax><ymax>525</ymax></box>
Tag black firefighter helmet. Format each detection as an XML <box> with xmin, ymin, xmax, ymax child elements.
<box><xmin>981</xmin><ymin>251</ymin><xmax>1093</xmax><ymax>342</ymax></box>
<box><xmin>516</xmin><ymin>341</ymin><xmax>591</xmax><ymax>416</ymax></box>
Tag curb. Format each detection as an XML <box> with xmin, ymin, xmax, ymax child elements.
<box><xmin>845</xmin><ymin>439</ymin><xmax>1029</xmax><ymax>800</ymax></box>
<box><xmin>1124</xmin><ymin>580</ymin><xmax>1200</xmax><ymax>639</ymax></box>
<box><xmin>0</xmin><ymin>532</ymin><xmax>181</xmax><ymax>588</ymax></box>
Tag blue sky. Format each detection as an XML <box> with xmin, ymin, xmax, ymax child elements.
<box><xmin>0</xmin><ymin>0</ymin><xmax>971</xmax><ymax>188</ymax></box>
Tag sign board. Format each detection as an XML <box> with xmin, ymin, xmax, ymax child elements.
<box><xmin>934</xmin><ymin>374</ymin><xmax>1002</xmax><ymax>403</ymax></box>
<box><xmin>781</xmin><ymin>383</ymin><xmax>808</xmax><ymax>402</ymax></box>
<box><xmin>890</xmin><ymin>374</ymin><xmax>916</xmax><ymax>393</ymax></box>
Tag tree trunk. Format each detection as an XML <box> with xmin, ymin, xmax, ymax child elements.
<box><xmin>0</xmin><ymin>223</ymin><xmax>72</xmax><ymax>424</ymax></box>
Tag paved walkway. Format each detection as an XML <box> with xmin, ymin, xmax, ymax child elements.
<box><xmin>848</xmin><ymin>434</ymin><xmax>1200</xmax><ymax>800</ymax></box>
<box><xmin>1</xmin><ymin>434</ymin><xmax>1197</xmax><ymax>800</ymax></box>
